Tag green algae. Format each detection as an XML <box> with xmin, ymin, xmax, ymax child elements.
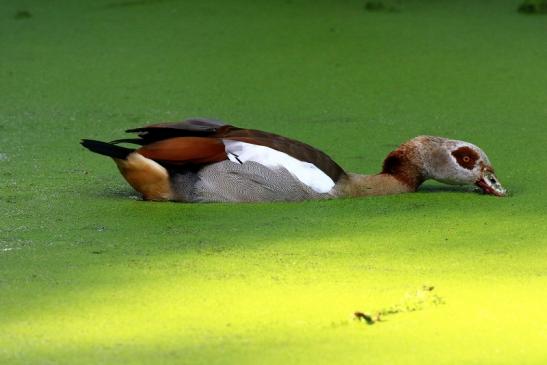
<box><xmin>1</xmin><ymin>0</ymin><xmax>546</xmax><ymax>364</ymax></box>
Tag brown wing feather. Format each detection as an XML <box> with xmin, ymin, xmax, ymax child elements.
<box><xmin>126</xmin><ymin>119</ymin><xmax>229</xmax><ymax>144</ymax></box>
<box><xmin>137</xmin><ymin>137</ymin><xmax>227</xmax><ymax>165</ymax></box>
<box><xmin>126</xmin><ymin>120</ymin><xmax>346</xmax><ymax>181</ymax></box>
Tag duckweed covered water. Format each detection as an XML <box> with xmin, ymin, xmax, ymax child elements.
<box><xmin>1</xmin><ymin>0</ymin><xmax>546</xmax><ymax>364</ymax></box>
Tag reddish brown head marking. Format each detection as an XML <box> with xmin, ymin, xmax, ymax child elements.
<box><xmin>382</xmin><ymin>150</ymin><xmax>424</xmax><ymax>190</ymax></box>
<box><xmin>451</xmin><ymin>146</ymin><xmax>479</xmax><ymax>170</ymax></box>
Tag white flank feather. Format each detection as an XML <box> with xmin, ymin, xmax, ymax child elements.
<box><xmin>222</xmin><ymin>140</ymin><xmax>335</xmax><ymax>193</ymax></box>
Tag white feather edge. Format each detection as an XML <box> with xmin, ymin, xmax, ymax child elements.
<box><xmin>222</xmin><ymin>139</ymin><xmax>335</xmax><ymax>193</ymax></box>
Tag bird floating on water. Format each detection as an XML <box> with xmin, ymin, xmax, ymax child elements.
<box><xmin>81</xmin><ymin>118</ymin><xmax>507</xmax><ymax>202</ymax></box>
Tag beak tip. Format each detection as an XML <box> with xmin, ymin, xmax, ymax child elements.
<box><xmin>475</xmin><ymin>173</ymin><xmax>507</xmax><ymax>197</ymax></box>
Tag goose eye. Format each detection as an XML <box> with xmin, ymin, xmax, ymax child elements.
<box><xmin>489</xmin><ymin>177</ymin><xmax>497</xmax><ymax>184</ymax></box>
<box><xmin>451</xmin><ymin>147</ymin><xmax>479</xmax><ymax>170</ymax></box>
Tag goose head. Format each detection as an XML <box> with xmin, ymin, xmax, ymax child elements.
<box><xmin>414</xmin><ymin>136</ymin><xmax>507</xmax><ymax>196</ymax></box>
<box><xmin>383</xmin><ymin>136</ymin><xmax>507</xmax><ymax>196</ymax></box>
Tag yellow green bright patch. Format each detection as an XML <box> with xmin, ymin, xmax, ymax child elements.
<box><xmin>1</xmin><ymin>0</ymin><xmax>546</xmax><ymax>364</ymax></box>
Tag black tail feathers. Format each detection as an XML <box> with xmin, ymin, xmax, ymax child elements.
<box><xmin>80</xmin><ymin>139</ymin><xmax>134</xmax><ymax>160</ymax></box>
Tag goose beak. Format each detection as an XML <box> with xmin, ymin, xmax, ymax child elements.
<box><xmin>475</xmin><ymin>170</ymin><xmax>507</xmax><ymax>197</ymax></box>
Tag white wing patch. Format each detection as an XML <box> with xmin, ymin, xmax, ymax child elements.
<box><xmin>222</xmin><ymin>140</ymin><xmax>335</xmax><ymax>193</ymax></box>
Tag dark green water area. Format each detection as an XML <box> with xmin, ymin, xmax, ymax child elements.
<box><xmin>1</xmin><ymin>1</ymin><xmax>546</xmax><ymax>363</ymax></box>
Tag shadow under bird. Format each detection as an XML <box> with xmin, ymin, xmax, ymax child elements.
<box><xmin>81</xmin><ymin>118</ymin><xmax>507</xmax><ymax>202</ymax></box>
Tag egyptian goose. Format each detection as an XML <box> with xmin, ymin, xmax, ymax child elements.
<box><xmin>81</xmin><ymin>118</ymin><xmax>506</xmax><ymax>202</ymax></box>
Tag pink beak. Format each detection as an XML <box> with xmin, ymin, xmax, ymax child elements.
<box><xmin>475</xmin><ymin>170</ymin><xmax>507</xmax><ymax>197</ymax></box>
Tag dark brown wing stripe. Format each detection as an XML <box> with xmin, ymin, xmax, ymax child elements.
<box><xmin>127</xmin><ymin>119</ymin><xmax>228</xmax><ymax>144</ymax></box>
<box><xmin>128</xmin><ymin>118</ymin><xmax>225</xmax><ymax>133</ymax></box>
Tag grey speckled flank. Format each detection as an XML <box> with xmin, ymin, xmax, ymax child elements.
<box><xmin>170</xmin><ymin>161</ymin><xmax>333</xmax><ymax>203</ymax></box>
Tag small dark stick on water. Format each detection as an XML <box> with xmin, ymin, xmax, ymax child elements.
<box><xmin>354</xmin><ymin>311</ymin><xmax>375</xmax><ymax>325</ymax></box>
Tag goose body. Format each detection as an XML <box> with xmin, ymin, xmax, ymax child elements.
<box><xmin>81</xmin><ymin>119</ymin><xmax>506</xmax><ymax>202</ymax></box>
